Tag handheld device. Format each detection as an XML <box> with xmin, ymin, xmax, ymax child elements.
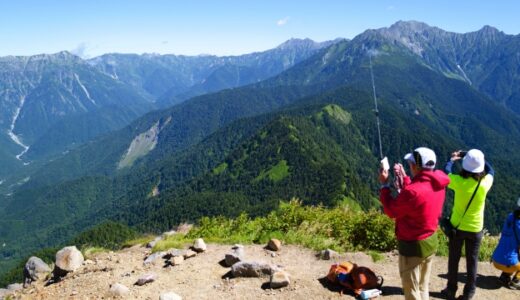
<box><xmin>380</xmin><ymin>157</ymin><xmax>389</xmax><ymax>171</ymax></box>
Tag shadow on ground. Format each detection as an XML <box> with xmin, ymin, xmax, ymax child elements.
<box><xmin>437</xmin><ymin>273</ymin><xmax>502</xmax><ymax>290</ymax></box>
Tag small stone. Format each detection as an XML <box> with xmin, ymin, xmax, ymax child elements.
<box><xmin>146</xmin><ymin>236</ymin><xmax>162</xmax><ymax>249</ymax></box>
<box><xmin>24</xmin><ymin>256</ymin><xmax>52</xmax><ymax>284</ymax></box>
<box><xmin>225</xmin><ymin>246</ymin><xmax>245</xmax><ymax>267</ymax></box>
<box><xmin>232</xmin><ymin>244</ymin><xmax>244</xmax><ymax>249</ymax></box>
<box><xmin>0</xmin><ymin>289</ymin><xmax>10</xmax><ymax>298</ymax></box>
<box><xmin>83</xmin><ymin>259</ymin><xmax>94</xmax><ymax>265</ymax></box>
<box><xmin>225</xmin><ymin>253</ymin><xmax>241</xmax><ymax>267</ymax></box>
<box><xmin>320</xmin><ymin>249</ymin><xmax>339</xmax><ymax>260</ymax></box>
<box><xmin>109</xmin><ymin>283</ymin><xmax>130</xmax><ymax>297</ymax></box>
<box><xmin>175</xmin><ymin>223</ymin><xmax>193</xmax><ymax>234</ymax></box>
<box><xmin>267</xmin><ymin>239</ymin><xmax>282</xmax><ymax>251</ymax></box>
<box><xmin>163</xmin><ymin>249</ymin><xmax>185</xmax><ymax>259</ymax></box>
<box><xmin>171</xmin><ymin>256</ymin><xmax>184</xmax><ymax>266</ymax></box>
<box><xmin>183</xmin><ymin>249</ymin><xmax>197</xmax><ymax>259</ymax></box>
<box><xmin>271</xmin><ymin>252</ymin><xmax>277</xmax><ymax>257</ymax></box>
<box><xmin>160</xmin><ymin>291</ymin><xmax>183</xmax><ymax>300</ymax></box>
<box><xmin>270</xmin><ymin>270</ymin><xmax>291</xmax><ymax>289</ymax></box>
<box><xmin>144</xmin><ymin>251</ymin><xmax>166</xmax><ymax>265</ymax></box>
<box><xmin>193</xmin><ymin>238</ymin><xmax>207</xmax><ymax>253</ymax></box>
<box><xmin>7</xmin><ymin>283</ymin><xmax>23</xmax><ymax>291</ymax></box>
<box><xmin>231</xmin><ymin>261</ymin><xmax>277</xmax><ymax>278</ymax></box>
<box><xmin>71</xmin><ymin>290</ymin><xmax>78</xmax><ymax>296</ymax></box>
<box><xmin>136</xmin><ymin>273</ymin><xmax>157</xmax><ymax>286</ymax></box>
<box><xmin>55</xmin><ymin>246</ymin><xmax>84</xmax><ymax>272</ymax></box>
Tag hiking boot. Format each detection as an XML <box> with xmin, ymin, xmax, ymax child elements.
<box><xmin>498</xmin><ymin>272</ymin><xmax>511</xmax><ymax>286</ymax></box>
<box><xmin>441</xmin><ymin>287</ymin><xmax>456</xmax><ymax>300</ymax></box>
<box><xmin>509</xmin><ymin>278</ymin><xmax>520</xmax><ymax>290</ymax></box>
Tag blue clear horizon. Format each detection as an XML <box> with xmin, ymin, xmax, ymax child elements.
<box><xmin>1</xmin><ymin>0</ymin><xmax>518</xmax><ymax>58</ymax></box>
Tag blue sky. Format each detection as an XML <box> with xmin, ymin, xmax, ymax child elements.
<box><xmin>1</xmin><ymin>0</ymin><xmax>518</xmax><ymax>58</ymax></box>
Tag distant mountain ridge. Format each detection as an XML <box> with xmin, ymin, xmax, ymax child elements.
<box><xmin>88</xmin><ymin>38</ymin><xmax>338</xmax><ymax>107</ymax></box>
<box><xmin>370</xmin><ymin>20</ymin><xmax>520</xmax><ymax>112</ymax></box>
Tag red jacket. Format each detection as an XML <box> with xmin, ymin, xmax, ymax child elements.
<box><xmin>380</xmin><ymin>170</ymin><xmax>450</xmax><ymax>241</ymax></box>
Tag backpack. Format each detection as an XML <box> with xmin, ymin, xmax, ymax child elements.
<box><xmin>327</xmin><ymin>261</ymin><xmax>383</xmax><ymax>295</ymax></box>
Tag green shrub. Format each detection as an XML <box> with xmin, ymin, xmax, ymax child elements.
<box><xmin>187</xmin><ymin>199</ymin><xmax>397</xmax><ymax>253</ymax></box>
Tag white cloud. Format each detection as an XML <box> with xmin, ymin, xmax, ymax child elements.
<box><xmin>70</xmin><ymin>42</ymin><xmax>91</xmax><ymax>59</ymax></box>
<box><xmin>387</xmin><ymin>5</ymin><xmax>395</xmax><ymax>10</ymax></box>
<box><xmin>277</xmin><ymin>16</ymin><xmax>290</xmax><ymax>26</ymax></box>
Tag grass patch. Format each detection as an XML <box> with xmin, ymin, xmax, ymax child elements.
<box><xmin>82</xmin><ymin>247</ymin><xmax>109</xmax><ymax>259</ymax></box>
<box><xmin>368</xmin><ymin>251</ymin><xmax>385</xmax><ymax>262</ymax></box>
<box><xmin>323</xmin><ymin>104</ymin><xmax>351</xmax><ymax>124</ymax></box>
<box><xmin>255</xmin><ymin>160</ymin><xmax>290</xmax><ymax>182</ymax></box>
<box><xmin>479</xmin><ymin>234</ymin><xmax>499</xmax><ymax>261</ymax></box>
<box><xmin>152</xmin><ymin>234</ymin><xmax>191</xmax><ymax>253</ymax></box>
<box><xmin>212</xmin><ymin>162</ymin><xmax>228</xmax><ymax>175</ymax></box>
<box><xmin>122</xmin><ymin>235</ymin><xmax>156</xmax><ymax>248</ymax></box>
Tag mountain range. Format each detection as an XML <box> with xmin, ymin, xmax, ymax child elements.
<box><xmin>2</xmin><ymin>20</ymin><xmax>520</xmax><ymax>282</ymax></box>
<box><xmin>0</xmin><ymin>38</ymin><xmax>332</xmax><ymax>179</ymax></box>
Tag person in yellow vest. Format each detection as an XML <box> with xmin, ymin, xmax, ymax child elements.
<box><xmin>442</xmin><ymin>149</ymin><xmax>494</xmax><ymax>300</ymax></box>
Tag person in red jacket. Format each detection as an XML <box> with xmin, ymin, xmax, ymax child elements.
<box><xmin>379</xmin><ymin>147</ymin><xmax>450</xmax><ymax>300</ymax></box>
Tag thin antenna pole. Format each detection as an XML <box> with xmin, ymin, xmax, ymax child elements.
<box><xmin>369</xmin><ymin>53</ymin><xmax>383</xmax><ymax>159</ymax></box>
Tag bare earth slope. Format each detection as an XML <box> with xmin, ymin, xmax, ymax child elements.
<box><xmin>11</xmin><ymin>244</ymin><xmax>520</xmax><ymax>299</ymax></box>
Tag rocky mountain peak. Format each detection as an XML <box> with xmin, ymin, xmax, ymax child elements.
<box><xmin>276</xmin><ymin>38</ymin><xmax>321</xmax><ymax>50</ymax></box>
<box><xmin>389</xmin><ymin>20</ymin><xmax>433</xmax><ymax>33</ymax></box>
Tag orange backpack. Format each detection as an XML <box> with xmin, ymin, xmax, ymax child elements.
<box><xmin>327</xmin><ymin>261</ymin><xmax>383</xmax><ymax>295</ymax></box>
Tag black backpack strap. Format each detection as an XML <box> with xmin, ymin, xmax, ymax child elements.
<box><xmin>454</xmin><ymin>177</ymin><xmax>482</xmax><ymax>229</ymax></box>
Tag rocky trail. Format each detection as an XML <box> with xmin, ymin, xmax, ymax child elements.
<box><xmin>3</xmin><ymin>241</ymin><xmax>520</xmax><ymax>300</ymax></box>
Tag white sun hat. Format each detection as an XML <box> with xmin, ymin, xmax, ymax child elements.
<box><xmin>462</xmin><ymin>149</ymin><xmax>485</xmax><ymax>173</ymax></box>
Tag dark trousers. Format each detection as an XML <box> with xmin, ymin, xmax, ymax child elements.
<box><xmin>446</xmin><ymin>229</ymin><xmax>483</xmax><ymax>298</ymax></box>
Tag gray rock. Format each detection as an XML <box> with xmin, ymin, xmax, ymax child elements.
<box><xmin>171</xmin><ymin>256</ymin><xmax>184</xmax><ymax>266</ymax></box>
<box><xmin>175</xmin><ymin>223</ymin><xmax>193</xmax><ymax>234</ymax></box>
<box><xmin>55</xmin><ymin>246</ymin><xmax>84</xmax><ymax>272</ymax></box>
<box><xmin>183</xmin><ymin>250</ymin><xmax>197</xmax><ymax>259</ymax></box>
<box><xmin>232</xmin><ymin>244</ymin><xmax>244</xmax><ymax>249</ymax></box>
<box><xmin>267</xmin><ymin>239</ymin><xmax>282</xmax><ymax>251</ymax></box>
<box><xmin>159</xmin><ymin>291</ymin><xmax>183</xmax><ymax>300</ymax></box>
<box><xmin>144</xmin><ymin>251</ymin><xmax>166</xmax><ymax>265</ymax></box>
<box><xmin>270</xmin><ymin>270</ymin><xmax>291</xmax><ymax>289</ymax></box>
<box><xmin>109</xmin><ymin>283</ymin><xmax>130</xmax><ymax>297</ymax></box>
<box><xmin>24</xmin><ymin>256</ymin><xmax>51</xmax><ymax>284</ymax></box>
<box><xmin>193</xmin><ymin>238</ymin><xmax>207</xmax><ymax>252</ymax></box>
<box><xmin>136</xmin><ymin>273</ymin><xmax>157</xmax><ymax>286</ymax></box>
<box><xmin>7</xmin><ymin>283</ymin><xmax>23</xmax><ymax>291</ymax></box>
<box><xmin>225</xmin><ymin>246</ymin><xmax>244</xmax><ymax>267</ymax></box>
<box><xmin>225</xmin><ymin>253</ymin><xmax>241</xmax><ymax>267</ymax></box>
<box><xmin>0</xmin><ymin>289</ymin><xmax>11</xmax><ymax>298</ymax></box>
<box><xmin>231</xmin><ymin>261</ymin><xmax>277</xmax><ymax>278</ymax></box>
<box><xmin>146</xmin><ymin>236</ymin><xmax>162</xmax><ymax>249</ymax></box>
<box><xmin>320</xmin><ymin>249</ymin><xmax>339</xmax><ymax>260</ymax></box>
<box><xmin>163</xmin><ymin>249</ymin><xmax>186</xmax><ymax>259</ymax></box>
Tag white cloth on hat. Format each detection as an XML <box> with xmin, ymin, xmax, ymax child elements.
<box><xmin>462</xmin><ymin>149</ymin><xmax>485</xmax><ymax>173</ymax></box>
<box><xmin>403</xmin><ymin>147</ymin><xmax>437</xmax><ymax>169</ymax></box>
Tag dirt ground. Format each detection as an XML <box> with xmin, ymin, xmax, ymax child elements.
<box><xmin>9</xmin><ymin>243</ymin><xmax>520</xmax><ymax>299</ymax></box>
